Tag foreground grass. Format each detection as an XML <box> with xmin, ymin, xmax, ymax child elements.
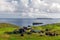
<box><xmin>0</xmin><ymin>23</ymin><xmax>60</xmax><ymax>40</ymax></box>
<box><xmin>1</xmin><ymin>34</ymin><xmax>60</xmax><ymax>40</ymax></box>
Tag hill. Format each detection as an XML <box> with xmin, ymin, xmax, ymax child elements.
<box><xmin>0</xmin><ymin>23</ymin><xmax>60</xmax><ymax>40</ymax></box>
<box><xmin>32</xmin><ymin>23</ymin><xmax>60</xmax><ymax>30</ymax></box>
<box><xmin>0</xmin><ymin>23</ymin><xmax>19</xmax><ymax>28</ymax></box>
<box><xmin>0</xmin><ymin>23</ymin><xmax>19</xmax><ymax>34</ymax></box>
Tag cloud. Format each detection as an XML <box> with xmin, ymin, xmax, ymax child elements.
<box><xmin>19</xmin><ymin>0</ymin><xmax>60</xmax><ymax>18</ymax></box>
<box><xmin>0</xmin><ymin>0</ymin><xmax>60</xmax><ymax>18</ymax></box>
<box><xmin>0</xmin><ymin>0</ymin><xmax>18</xmax><ymax>12</ymax></box>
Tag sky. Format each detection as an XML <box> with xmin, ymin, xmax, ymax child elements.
<box><xmin>0</xmin><ymin>0</ymin><xmax>60</xmax><ymax>18</ymax></box>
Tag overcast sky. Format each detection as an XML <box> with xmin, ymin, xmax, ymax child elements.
<box><xmin>0</xmin><ymin>0</ymin><xmax>60</xmax><ymax>18</ymax></box>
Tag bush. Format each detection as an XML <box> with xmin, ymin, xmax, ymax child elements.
<box><xmin>5</xmin><ymin>32</ymin><xmax>13</xmax><ymax>34</ymax></box>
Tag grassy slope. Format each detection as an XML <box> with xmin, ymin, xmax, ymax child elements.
<box><xmin>32</xmin><ymin>23</ymin><xmax>60</xmax><ymax>30</ymax></box>
<box><xmin>0</xmin><ymin>23</ymin><xmax>60</xmax><ymax>40</ymax></box>
<box><xmin>0</xmin><ymin>23</ymin><xmax>19</xmax><ymax>40</ymax></box>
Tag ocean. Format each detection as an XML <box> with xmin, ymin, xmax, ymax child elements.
<box><xmin>0</xmin><ymin>18</ymin><xmax>60</xmax><ymax>27</ymax></box>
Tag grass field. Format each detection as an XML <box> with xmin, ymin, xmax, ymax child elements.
<box><xmin>0</xmin><ymin>23</ymin><xmax>60</xmax><ymax>40</ymax></box>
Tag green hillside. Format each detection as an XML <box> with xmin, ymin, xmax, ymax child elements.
<box><xmin>0</xmin><ymin>23</ymin><xmax>19</xmax><ymax>27</ymax></box>
<box><xmin>32</xmin><ymin>23</ymin><xmax>60</xmax><ymax>31</ymax></box>
<box><xmin>0</xmin><ymin>23</ymin><xmax>60</xmax><ymax>40</ymax></box>
<box><xmin>0</xmin><ymin>23</ymin><xmax>19</xmax><ymax>34</ymax></box>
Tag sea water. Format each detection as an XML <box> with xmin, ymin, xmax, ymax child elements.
<box><xmin>0</xmin><ymin>18</ymin><xmax>60</xmax><ymax>27</ymax></box>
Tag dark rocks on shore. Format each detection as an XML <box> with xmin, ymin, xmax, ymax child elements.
<box><xmin>45</xmin><ymin>31</ymin><xmax>59</xmax><ymax>36</ymax></box>
<box><xmin>5</xmin><ymin>26</ymin><xmax>59</xmax><ymax>37</ymax></box>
